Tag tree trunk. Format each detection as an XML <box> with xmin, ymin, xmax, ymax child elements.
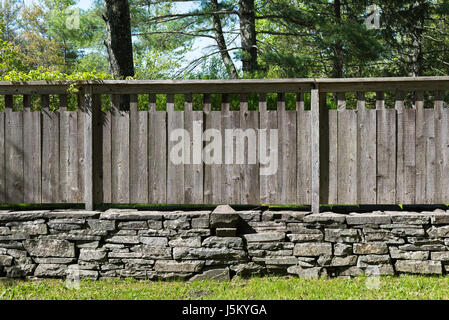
<box><xmin>211</xmin><ymin>0</ymin><xmax>238</xmax><ymax>79</ymax></box>
<box><xmin>332</xmin><ymin>0</ymin><xmax>344</xmax><ymax>78</ymax></box>
<box><xmin>103</xmin><ymin>0</ymin><xmax>134</xmax><ymax>79</ymax></box>
<box><xmin>239</xmin><ymin>0</ymin><xmax>257</xmax><ymax>74</ymax></box>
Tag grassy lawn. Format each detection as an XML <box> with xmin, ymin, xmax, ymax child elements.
<box><xmin>1</xmin><ymin>275</ymin><xmax>449</xmax><ymax>300</ymax></box>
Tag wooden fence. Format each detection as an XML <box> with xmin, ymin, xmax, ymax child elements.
<box><xmin>0</xmin><ymin>78</ymin><xmax>448</xmax><ymax>212</ymax></box>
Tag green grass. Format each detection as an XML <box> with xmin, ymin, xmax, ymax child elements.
<box><xmin>1</xmin><ymin>275</ymin><xmax>449</xmax><ymax>300</ymax></box>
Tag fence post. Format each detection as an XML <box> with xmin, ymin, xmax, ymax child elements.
<box><xmin>311</xmin><ymin>87</ymin><xmax>329</xmax><ymax>214</ymax></box>
<box><xmin>84</xmin><ymin>85</ymin><xmax>93</xmax><ymax>210</ymax></box>
<box><xmin>311</xmin><ymin>88</ymin><xmax>320</xmax><ymax>214</ymax></box>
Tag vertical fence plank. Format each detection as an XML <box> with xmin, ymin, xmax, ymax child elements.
<box><xmin>377</xmin><ymin>101</ymin><xmax>396</xmax><ymax>204</ymax></box>
<box><xmin>357</xmin><ymin>92</ymin><xmax>377</xmax><ymax>204</ymax></box>
<box><xmin>5</xmin><ymin>95</ymin><xmax>24</xmax><ymax>203</ymax></box>
<box><xmin>76</xmin><ymin>94</ymin><xmax>85</xmax><ymax>203</ymax></box>
<box><xmin>102</xmin><ymin>99</ymin><xmax>112</xmax><ymax>203</ymax></box>
<box><xmin>222</xmin><ymin>94</ymin><xmax>240</xmax><ymax>204</ymax></box>
<box><xmin>337</xmin><ymin>94</ymin><xmax>357</xmax><ymax>204</ymax></box>
<box><xmin>277</xmin><ymin>93</ymin><xmax>296</xmax><ymax>204</ymax></box>
<box><xmin>91</xmin><ymin>94</ymin><xmax>103</xmax><ymax>206</ymax></box>
<box><xmin>260</xmin><ymin>93</ymin><xmax>277</xmax><ymax>204</ymax></box>
<box><xmin>84</xmin><ymin>88</ymin><xmax>93</xmax><ymax>210</ymax></box>
<box><xmin>167</xmin><ymin>94</ymin><xmax>184</xmax><ymax>204</ymax></box>
<box><xmin>42</xmin><ymin>94</ymin><xmax>59</xmax><ymax>203</ymax></box>
<box><xmin>435</xmin><ymin>91</ymin><xmax>449</xmax><ymax>204</ymax></box>
<box><xmin>111</xmin><ymin>94</ymin><xmax>130</xmax><ymax>203</ymax></box>
<box><xmin>328</xmin><ymin>101</ymin><xmax>338</xmax><ymax>204</ymax></box>
<box><xmin>395</xmin><ymin>91</ymin><xmax>416</xmax><ymax>204</ymax></box>
<box><xmin>130</xmin><ymin>94</ymin><xmax>148</xmax><ymax>203</ymax></box>
<box><xmin>204</xmin><ymin>108</ymin><xmax>222</xmax><ymax>204</ymax></box>
<box><xmin>23</xmin><ymin>95</ymin><xmax>41</xmax><ymax>203</ymax></box>
<box><xmin>59</xmin><ymin>94</ymin><xmax>79</xmax><ymax>203</ymax></box>
<box><xmin>0</xmin><ymin>101</ymin><xmax>4</xmax><ymax>203</ymax></box>
<box><xmin>184</xmin><ymin>94</ymin><xmax>203</xmax><ymax>204</ymax></box>
<box><xmin>148</xmin><ymin>108</ymin><xmax>167</xmax><ymax>204</ymax></box>
<box><xmin>310</xmin><ymin>89</ymin><xmax>320</xmax><ymax>213</ymax></box>
<box><xmin>240</xmin><ymin>94</ymin><xmax>259</xmax><ymax>204</ymax></box>
<box><xmin>415</xmin><ymin>91</ymin><xmax>436</xmax><ymax>204</ymax></box>
<box><xmin>297</xmin><ymin>92</ymin><xmax>311</xmax><ymax>205</ymax></box>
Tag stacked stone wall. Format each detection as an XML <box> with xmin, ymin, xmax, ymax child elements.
<box><xmin>1</xmin><ymin>208</ymin><xmax>449</xmax><ymax>280</ymax></box>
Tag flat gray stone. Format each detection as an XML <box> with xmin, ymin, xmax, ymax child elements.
<box><xmin>118</xmin><ymin>221</ymin><xmax>148</xmax><ymax>230</ymax></box>
<box><xmin>106</xmin><ymin>236</ymin><xmax>140</xmax><ymax>244</ymax></box>
<box><xmin>202</xmin><ymin>236</ymin><xmax>243</xmax><ymax>249</ymax></box>
<box><xmin>353</xmin><ymin>242</ymin><xmax>388</xmax><ymax>255</ymax></box>
<box><xmin>334</xmin><ymin>243</ymin><xmax>353</xmax><ymax>256</ymax></box>
<box><xmin>430</xmin><ymin>251</ymin><xmax>449</xmax><ymax>261</ymax></box>
<box><xmin>346</xmin><ymin>213</ymin><xmax>391</xmax><ymax>225</ymax></box>
<box><xmin>390</xmin><ymin>247</ymin><xmax>429</xmax><ymax>260</ymax></box>
<box><xmin>324</xmin><ymin>228</ymin><xmax>360</xmax><ymax>243</ymax></box>
<box><xmin>79</xmin><ymin>249</ymin><xmax>107</xmax><ymax>262</ymax></box>
<box><xmin>139</xmin><ymin>237</ymin><xmax>168</xmax><ymax>247</ymax></box>
<box><xmin>293</xmin><ymin>243</ymin><xmax>332</xmax><ymax>257</ymax></box>
<box><xmin>168</xmin><ymin>237</ymin><xmax>202</xmax><ymax>248</ymax></box>
<box><xmin>357</xmin><ymin>255</ymin><xmax>391</xmax><ymax>267</ymax></box>
<box><xmin>190</xmin><ymin>268</ymin><xmax>230</xmax><ymax>281</ymax></box>
<box><xmin>154</xmin><ymin>260</ymin><xmax>204</xmax><ymax>273</ymax></box>
<box><xmin>395</xmin><ymin>260</ymin><xmax>442</xmax><ymax>275</ymax></box>
<box><xmin>34</xmin><ymin>264</ymin><xmax>68</xmax><ymax>277</ymax></box>
<box><xmin>100</xmin><ymin>210</ymin><xmax>163</xmax><ymax>221</ymax></box>
<box><xmin>303</xmin><ymin>213</ymin><xmax>346</xmax><ymax>225</ymax></box>
<box><xmin>230</xmin><ymin>262</ymin><xmax>264</xmax><ymax>277</ymax></box>
<box><xmin>24</xmin><ymin>239</ymin><xmax>75</xmax><ymax>258</ymax></box>
<box><xmin>287</xmin><ymin>266</ymin><xmax>327</xmax><ymax>279</ymax></box>
<box><xmin>264</xmin><ymin>256</ymin><xmax>298</xmax><ymax>265</ymax></box>
<box><xmin>0</xmin><ymin>255</ymin><xmax>13</xmax><ymax>266</ymax></box>
<box><xmin>173</xmin><ymin>247</ymin><xmax>246</xmax><ymax>260</ymax></box>
<box><xmin>287</xmin><ymin>233</ymin><xmax>323</xmax><ymax>242</ymax></box>
<box><xmin>243</xmin><ymin>232</ymin><xmax>285</xmax><ymax>242</ymax></box>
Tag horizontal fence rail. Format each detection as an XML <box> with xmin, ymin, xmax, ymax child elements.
<box><xmin>0</xmin><ymin>78</ymin><xmax>448</xmax><ymax>212</ymax></box>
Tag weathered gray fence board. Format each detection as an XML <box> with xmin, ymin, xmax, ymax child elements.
<box><xmin>111</xmin><ymin>95</ymin><xmax>130</xmax><ymax>203</ymax></box>
<box><xmin>297</xmin><ymin>109</ymin><xmax>311</xmax><ymax>204</ymax></box>
<box><xmin>5</xmin><ymin>96</ymin><xmax>24</xmax><ymax>203</ymax></box>
<box><xmin>328</xmin><ymin>109</ymin><xmax>338</xmax><ymax>204</ymax></box>
<box><xmin>23</xmin><ymin>95</ymin><xmax>41</xmax><ymax>203</ymax></box>
<box><xmin>148</xmin><ymin>111</ymin><xmax>167</xmax><ymax>203</ymax></box>
<box><xmin>357</xmin><ymin>95</ymin><xmax>377</xmax><ymax>204</ymax></box>
<box><xmin>59</xmin><ymin>96</ymin><xmax>79</xmax><ymax>203</ymax></box>
<box><xmin>76</xmin><ymin>97</ymin><xmax>85</xmax><ymax>203</ymax></box>
<box><xmin>92</xmin><ymin>94</ymin><xmax>103</xmax><ymax>205</ymax></box>
<box><xmin>337</xmin><ymin>109</ymin><xmax>358</xmax><ymax>204</ymax></box>
<box><xmin>204</xmin><ymin>111</ymin><xmax>222</xmax><ymax>204</ymax></box>
<box><xmin>377</xmin><ymin>109</ymin><xmax>396</xmax><ymax>204</ymax></box>
<box><xmin>222</xmin><ymin>109</ymin><xmax>241</xmax><ymax>204</ymax></box>
<box><xmin>184</xmin><ymin>109</ymin><xmax>203</xmax><ymax>204</ymax></box>
<box><xmin>260</xmin><ymin>110</ymin><xmax>278</xmax><ymax>204</ymax></box>
<box><xmin>130</xmin><ymin>94</ymin><xmax>149</xmax><ymax>203</ymax></box>
<box><xmin>240</xmin><ymin>110</ymin><xmax>259</xmax><ymax>204</ymax></box>
<box><xmin>435</xmin><ymin>107</ymin><xmax>449</xmax><ymax>203</ymax></box>
<box><xmin>396</xmin><ymin>107</ymin><xmax>416</xmax><ymax>204</ymax></box>
<box><xmin>0</xmin><ymin>110</ymin><xmax>4</xmax><ymax>203</ymax></box>
<box><xmin>42</xmin><ymin>95</ymin><xmax>60</xmax><ymax>203</ymax></box>
<box><xmin>277</xmin><ymin>109</ymin><xmax>297</xmax><ymax>204</ymax></box>
<box><xmin>102</xmin><ymin>104</ymin><xmax>112</xmax><ymax>203</ymax></box>
<box><xmin>167</xmin><ymin>110</ymin><xmax>185</xmax><ymax>204</ymax></box>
